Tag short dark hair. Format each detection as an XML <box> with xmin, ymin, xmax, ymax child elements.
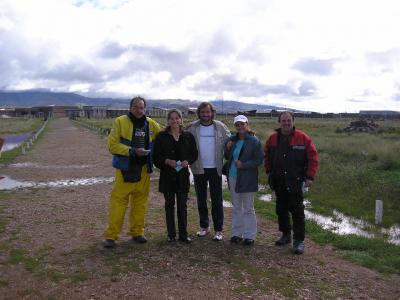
<box><xmin>130</xmin><ymin>96</ymin><xmax>146</xmax><ymax>109</ymax></box>
<box><xmin>196</xmin><ymin>102</ymin><xmax>216</xmax><ymax>119</ymax></box>
<box><xmin>278</xmin><ymin>111</ymin><xmax>294</xmax><ymax>122</ymax></box>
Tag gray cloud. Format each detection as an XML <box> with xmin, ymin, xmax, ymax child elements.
<box><xmin>293</xmin><ymin>58</ymin><xmax>335</xmax><ymax>75</ymax></box>
<box><xmin>347</xmin><ymin>98</ymin><xmax>367</xmax><ymax>103</ymax></box>
<box><xmin>366</xmin><ymin>48</ymin><xmax>400</xmax><ymax>67</ymax></box>
<box><xmin>98</xmin><ymin>41</ymin><xmax>127</xmax><ymax>58</ymax></box>
<box><xmin>392</xmin><ymin>94</ymin><xmax>400</xmax><ymax>101</ymax></box>
<box><xmin>0</xmin><ymin>28</ymin><xmax>55</xmax><ymax>88</ymax></box>
<box><xmin>207</xmin><ymin>31</ymin><xmax>236</xmax><ymax>56</ymax></box>
<box><xmin>124</xmin><ymin>45</ymin><xmax>195</xmax><ymax>81</ymax></box>
<box><xmin>392</xmin><ymin>84</ymin><xmax>400</xmax><ymax>101</ymax></box>
<box><xmin>297</xmin><ymin>80</ymin><xmax>316</xmax><ymax>96</ymax></box>
<box><xmin>39</xmin><ymin>60</ymin><xmax>105</xmax><ymax>82</ymax></box>
<box><xmin>192</xmin><ymin>74</ymin><xmax>316</xmax><ymax>98</ymax></box>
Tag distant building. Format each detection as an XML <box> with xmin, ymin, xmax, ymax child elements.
<box><xmin>359</xmin><ymin>110</ymin><xmax>400</xmax><ymax>119</ymax></box>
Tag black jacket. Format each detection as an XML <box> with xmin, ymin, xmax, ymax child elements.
<box><xmin>153</xmin><ymin>130</ymin><xmax>198</xmax><ymax>193</ymax></box>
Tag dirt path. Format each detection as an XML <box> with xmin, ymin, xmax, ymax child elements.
<box><xmin>0</xmin><ymin>118</ymin><xmax>399</xmax><ymax>299</ymax></box>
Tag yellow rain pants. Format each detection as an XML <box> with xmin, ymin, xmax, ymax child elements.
<box><xmin>104</xmin><ymin>166</ymin><xmax>150</xmax><ymax>240</ymax></box>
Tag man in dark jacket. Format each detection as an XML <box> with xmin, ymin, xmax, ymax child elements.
<box><xmin>264</xmin><ymin>111</ymin><xmax>318</xmax><ymax>254</ymax></box>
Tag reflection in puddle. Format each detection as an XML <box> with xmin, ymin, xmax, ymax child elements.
<box><xmin>223</xmin><ymin>200</ymin><xmax>233</xmax><ymax>208</ymax></box>
<box><xmin>384</xmin><ymin>226</ymin><xmax>400</xmax><ymax>245</ymax></box>
<box><xmin>258</xmin><ymin>184</ymin><xmax>268</xmax><ymax>191</ymax></box>
<box><xmin>0</xmin><ymin>175</ymin><xmax>114</xmax><ymax>190</ymax></box>
<box><xmin>1</xmin><ymin>133</ymin><xmax>32</xmax><ymax>151</ymax></box>
<box><xmin>9</xmin><ymin>163</ymin><xmax>91</xmax><ymax>169</ymax></box>
<box><xmin>259</xmin><ymin>194</ymin><xmax>272</xmax><ymax>202</ymax></box>
<box><xmin>305</xmin><ymin>210</ymin><xmax>400</xmax><ymax>245</ymax></box>
<box><xmin>305</xmin><ymin>209</ymin><xmax>374</xmax><ymax>239</ymax></box>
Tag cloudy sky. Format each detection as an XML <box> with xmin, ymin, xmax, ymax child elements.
<box><xmin>1</xmin><ymin>0</ymin><xmax>399</xmax><ymax>112</ymax></box>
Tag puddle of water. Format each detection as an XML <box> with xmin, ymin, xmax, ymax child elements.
<box><xmin>1</xmin><ymin>133</ymin><xmax>32</xmax><ymax>151</ymax></box>
<box><xmin>305</xmin><ymin>209</ymin><xmax>374</xmax><ymax>239</ymax></box>
<box><xmin>259</xmin><ymin>194</ymin><xmax>273</xmax><ymax>202</ymax></box>
<box><xmin>9</xmin><ymin>163</ymin><xmax>91</xmax><ymax>169</ymax></box>
<box><xmin>258</xmin><ymin>195</ymin><xmax>399</xmax><ymax>245</ymax></box>
<box><xmin>306</xmin><ymin>209</ymin><xmax>400</xmax><ymax>245</ymax></box>
<box><xmin>0</xmin><ymin>175</ymin><xmax>114</xmax><ymax>191</ymax></box>
<box><xmin>383</xmin><ymin>225</ymin><xmax>400</xmax><ymax>245</ymax></box>
<box><xmin>258</xmin><ymin>184</ymin><xmax>268</xmax><ymax>191</ymax></box>
<box><xmin>0</xmin><ymin>176</ymin><xmax>35</xmax><ymax>190</ymax></box>
<box><xmin>188</xmin><ymin>168</ymin><xmax>228</xmax><ymax>187</ymax></box>
<box><xmin>223</xmin><ymin>200</ymin><xmax>233</xmax><ymax>208</ymax></box>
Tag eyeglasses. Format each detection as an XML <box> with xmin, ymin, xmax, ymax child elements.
<box><xmin>234</xmin><ymin>122</ymin><xmax>246</xmax><ymax>127</ymax></box>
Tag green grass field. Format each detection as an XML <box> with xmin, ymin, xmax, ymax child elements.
<box><xmin>0</xmin><ymin>118</ymin><xmax>45</xmax><ymax>135</ymax></box>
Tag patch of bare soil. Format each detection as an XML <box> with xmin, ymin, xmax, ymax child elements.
<box><xmin>0</xmin><ymin>118</ymin><xmax>399</xmax><ymax>299</ymax></box>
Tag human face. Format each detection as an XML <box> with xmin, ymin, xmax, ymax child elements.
<box><xmin>234</xmin><ymin>121</ymin><xmax>248</xmax><ymax>137</ymax></box>
<box><xmin>279</xmin><ymin>113</ymin><xmax>294</xmax><ymax>135</ymax></box>
<box><xmin>198</xmin><ymin>106</ymin><xmax>213</xmax><ymax>125</ymax></box>
<box><xmin>130</xmin><ymin>99</ymin><xmax>145</xmax><ymax>119</ymax></box>
<box><xmin>168</xmin><ymin>112</ymin><xmax>182</xmax><ymax>130</ymax></box>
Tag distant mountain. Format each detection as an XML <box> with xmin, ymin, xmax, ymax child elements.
<box><xmin>211</xmin><ymin>100</ymin><xmax>285</xmax><ymax>112</ymax></box>
<box><xmin>0</xmin><ymin>90</ymin><xmax>286</xmax><ymax>112</ymax></box>
<box><xmin>0</xmin><ymin>90</ymin><xmax>125</xmax><ymax>107</ymax></box>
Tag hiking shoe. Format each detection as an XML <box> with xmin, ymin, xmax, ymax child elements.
<box><xmin>167</xmin><ymin>236</ymin><xmax>176</xmax><ymax>243</ymax></box>
<box><xmin>196</xmin><ymin>227</ymin><xmax>210</xmax><ymax>237</ymax></box>
<box><xmin>178</xmin><ymin>236</ymin><xmax>192</xmax><ymax>244</ymax></box>
<box><xmin>275</xmin><ymin>233</ymin><xmax>292</xmax><ymax>246</ymax></box>
<box><xmin>243</xmin><ymin>239</ymin><xmax>255</xmax><ymax>246</ymax></box>
<box><xmin>103</xmin><ymin>239</ymin><xmax>116</xmax><ymax>248</ymax></box>
<box><xmin>213</xmin><ymin>231</ymin><xmax>223</xmax><ymax>241</ymax></box>
<box><xmin>293</xmin><ymin>240</ymin><xmax>305</xmax><ymax>255</ymax></box>
<box><xmin>132</xmin><ymin>235</ymin><xmax>147</xmax><ymax>243</ymax></box>
<box><xmin>230</xmin><ymin>236</ymin><xmax>243</xmax><ymax>244</ymax></box>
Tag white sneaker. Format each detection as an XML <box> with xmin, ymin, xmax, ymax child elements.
<box><xmin>197</xmin><ymin>227</ymin><xmax>210</xmax><ymax>237</ymax></box>
<box><xmin>213</xmin><ymin>231</ymin><xmax>223</xmax><ymax>241</ymax></box>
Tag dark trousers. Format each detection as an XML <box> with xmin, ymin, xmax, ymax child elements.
<box><xmin>193</xmin><ymin>168</ymin><xmax>224</xmax><ymax>232</ymax></box>
<box><xmin>163</xmin><ymin>192</ymin><xmax>188</xmax><ymax>239</ymax></box>
<box><xmin>274</xmin><ymin>179</ymin><xmax>305</xmax><ymax>241</ymax></box>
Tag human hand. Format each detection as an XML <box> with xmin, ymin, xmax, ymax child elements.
<box><xmin>181</xmin><ymin>160</ymin><xmax>189</xmax><ymax>168</ymax></box>
<box><xmin>135</xmin><ymin>148</ymin><xmax>150</xmax><ymax>156</ymax></box>
<box><xmin>304</xmin><ymin>179</ymin><xmax>313</xmax><ymax>188</ymax></box>
<box><xmin>226</xmin><ymin>141</ymin><xmax>234</xmax><ymax>151</ymax></box>
<box><xmin>235</xmin><ymin>160</ymin><xmax>243</xmax><ymax>169</ymax></box>
<box><xmin>165</xmin><ymin>159</ymin><xmax>177</xmax><ymax>168</ymax></box>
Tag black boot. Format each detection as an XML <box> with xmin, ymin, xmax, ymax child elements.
<box><xmin>275</xmin><ymin>233</ymin><xmax>291</xmax><ymax>246</ymax></box>
<box><xmin>293</xmin><ymin>240</ymin><xmax>305</xmax><ymax>255</ymax></box>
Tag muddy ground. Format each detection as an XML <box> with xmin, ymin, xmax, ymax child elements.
<box><xmin>0</xmin><ymin>118</ymin><xmax>399</xmax><ymax>299</ymax></box>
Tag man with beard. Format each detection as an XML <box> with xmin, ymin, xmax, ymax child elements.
<box><xmin>103</xmin><ymin>96</ymin><xmax>161</xmax><ymax>248</ymax></box>
<box><xmin>186</xmin><ymin>102</ymin><xmax>231</xmax><ymax>241</ymax></box>
<box><xmin>264</xmin><ymin>111</ymin><xmax>318</xmax><ymax>255</ymax></box>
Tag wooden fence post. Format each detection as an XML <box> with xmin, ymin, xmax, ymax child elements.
<box><xmin>375</xmin><ymin>200</ymin><xmax>383</xmax><ymax>225</ymax></box>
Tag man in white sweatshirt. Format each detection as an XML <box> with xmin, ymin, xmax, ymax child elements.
<box><xmin>186</xmin><ymin>102</ymin><xmax>230</xmax><ymax>241</ymax></box>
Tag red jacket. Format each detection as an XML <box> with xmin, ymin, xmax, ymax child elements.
<box><xmin>264</xmin><ymin>128</ymin><xmax>318</xmax><ymax>191</ymax></box>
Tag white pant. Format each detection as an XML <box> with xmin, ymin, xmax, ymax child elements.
<box><xmin>229</xmin><ymin>177</ymin><xmax>257</xmax><ymax>240</ymax></box>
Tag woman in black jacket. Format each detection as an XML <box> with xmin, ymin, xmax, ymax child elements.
<box><xmin>153</xmin><ymin>109</ymin><xmax>198</xmax><ymax>243</ymax></box>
